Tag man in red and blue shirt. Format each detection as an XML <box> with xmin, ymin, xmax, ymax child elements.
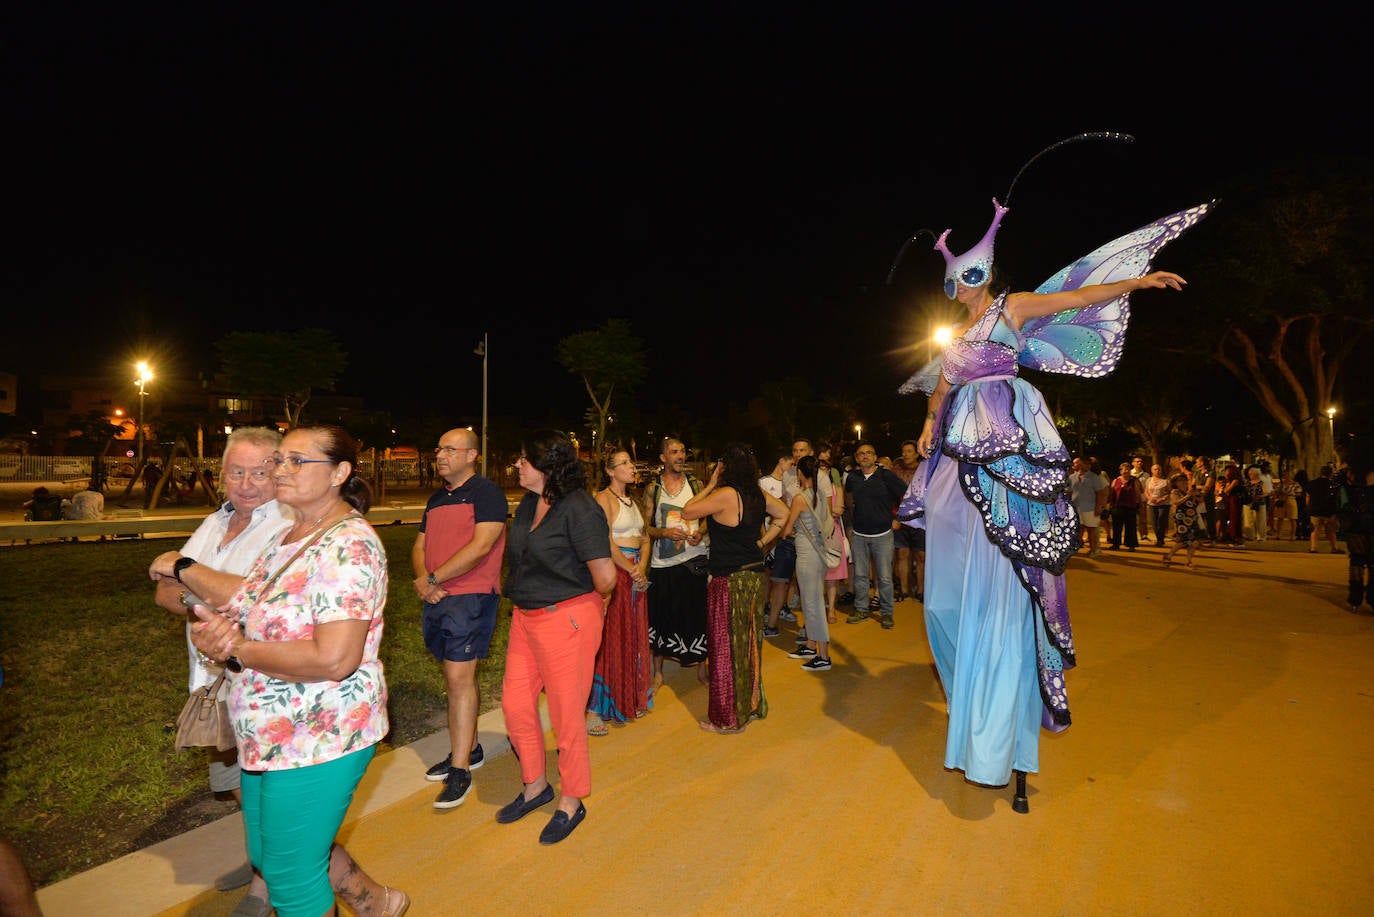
<box><xmin>412</xmin><ymin>427</ymin><xmax>508</xmax><ymax>809</ymax></box>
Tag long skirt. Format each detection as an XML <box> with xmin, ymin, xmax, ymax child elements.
<box><xmin>924</xmin><ymin>456</ymin><xmax>1041</xmax><ymax>785</ymax></box>
<box><xmin>588</xmin><ymin>557</ymin><xmax>652</xmax><ymax>723</ymax></box>
<box><xmin>704</xmin><ymin>568</ymin><xmax>767</xmax><ymax>730</ymax></box>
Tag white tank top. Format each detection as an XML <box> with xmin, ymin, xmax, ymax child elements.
<box><xmin>610</xmin><ymin>496</ymin><xmax>644</xmax><ymax>540</ymax></box>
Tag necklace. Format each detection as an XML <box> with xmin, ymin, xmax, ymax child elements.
<box><xmin>289</xmin><ymin>506</ymin><xmax>338</xmax><ymax>542</ymax></box>
<box><xmin>611</xmin><ymin>490</ymin><xmax>633</xmax><ymax>508</ymax></box>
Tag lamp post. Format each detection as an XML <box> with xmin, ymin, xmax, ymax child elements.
<box><xmin>135</xmin><ymin>361</ymin><xmax>153</xmax><ymax>470</ymax></box>
<box><xmin>474</xmin><ymin>333</ymin><xmax>488</xmax><ymax>476</ymax></box>
<box><xmin>1326</xmin><ymin>406</ymin><xmax>1337</xmax><ymax>464</ymax></box>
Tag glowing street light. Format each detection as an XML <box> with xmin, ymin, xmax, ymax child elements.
<box><xmin>1326</xmin><ymin>407</ymin><xmax>1337</xmax><ymax>463</ymax></box>
<box><xmin>135</xmin><ymin>361</ymin><xmax>153</xmax><ymax>469</ymax></box>
<box><xmin>854</xmin><ymin>422</ymin><xmax>863</xmax><ymax>443</ymax></box>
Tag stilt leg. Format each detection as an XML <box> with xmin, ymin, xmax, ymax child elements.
<box><xmin>1012</xmin><ymin>770</ymin><xmax>1029</xmax><ymax>814</ymax></box>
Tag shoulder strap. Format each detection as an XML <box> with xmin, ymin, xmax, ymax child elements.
<box><xmin>259</xmin><ymin>511</ymin><xmax>357</xmax><ymax>593</ymax></box>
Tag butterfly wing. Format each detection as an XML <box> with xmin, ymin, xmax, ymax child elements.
<box><xmin>1019</xmin><ymin>201</ymin><xmax>1213</xmax><ymax>377</ymax></box>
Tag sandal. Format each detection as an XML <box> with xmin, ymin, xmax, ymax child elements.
<box><xmin>586</xmin><ymin>713</ymin><xmax>609</xmax><ymax>736</ymax></box>
<box><xmin>698</xmin><ymin>719</ymin><xmax>746</xmax><ymax>734</ymax></box>
<box><xmin>383</xmin><ymin>887</ymin><xmax>411</xmax><ymax>917</ymax></box>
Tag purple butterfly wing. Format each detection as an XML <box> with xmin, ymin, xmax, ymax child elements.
<box><xmin>1019</xmin><ymin>202</ymin><xmax>1213</xmax><ymax>377</ymax></box>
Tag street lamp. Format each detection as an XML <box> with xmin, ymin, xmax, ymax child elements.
<box><xmin>135</xmin><ymin>361</ymin><xmax>153</xmax><ymax>469</ymax></box>
<box><xmin>1326</xmin><ymin>406</ymin><xmax>1337</xmax><ymax>464</ymax></box>
<box><xmin>854</xmin><ymin>422</ymin><xmax>863</xmax><ymax>444</ymax></box>
<box><xmin>474</xmin><ymin>333</ymin><xmax>488</xmax><ymax>476</ymax></box>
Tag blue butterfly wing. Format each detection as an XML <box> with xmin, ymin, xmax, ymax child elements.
<box><xmin>897</xmin><ymin>354</ymin><xmax>944</xmax><ymax>396</ymax></box>
<box><xmin>1019</xmin><ymin>202</ymin><xmax>1213</xmax><ymax>377</ymax></box>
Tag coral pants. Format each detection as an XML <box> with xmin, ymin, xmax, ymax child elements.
<box><xmin>502</xmin><ymin>591</ymin><xmax>604</xmax><ymax>799</ymax></box>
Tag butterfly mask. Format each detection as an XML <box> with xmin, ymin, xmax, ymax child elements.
<box><xmin>935</xmin><ymin>198</ymin><xmax>1009</xmax><ymax>299</ymax></box>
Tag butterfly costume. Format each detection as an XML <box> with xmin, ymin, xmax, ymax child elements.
<box><xmin>898</xmin><ymin>192</ymin><xmax>1211</xmax><ymax>788</ymax></box>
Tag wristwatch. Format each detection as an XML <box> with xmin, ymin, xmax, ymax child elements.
<box><xmin>427</xmin><ymin>572</ymin><xmax>438</xmax><ymax>586</ymax></box>
<box><xmin>224</xmin><ymin>655</ymin><xmax>243</xmax><ymax>673</ymax></box>
<box><xmin>172</xmin><ymin>556</ymin><xmax>198</xmax><ymax>582</ymax></box>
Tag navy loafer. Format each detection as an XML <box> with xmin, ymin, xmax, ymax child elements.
<box><xmin>495</xmin><ymin>784</ymin><xmax>555</xmax><ymax>824</ymax></box>
<box><xmin>538</xmin><ymin>802</ymin><xmax>586</xmax><ymax>845</ymax></box>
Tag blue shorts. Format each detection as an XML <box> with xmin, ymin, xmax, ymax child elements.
<box><xmin>423</xmin><ymin>592</ymin><xmax>500</xmax><ymax>663</ymax></box>
<box><xmin>893</xmin><ymin>526</ymin><xmax>926</xmax><ymax>551</ymax></box>
<box><xmin>769</xmin><ymin>536</ymin><xmax>797</xmax><ymax>583</ymax></box>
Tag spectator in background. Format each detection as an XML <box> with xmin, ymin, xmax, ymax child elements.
<box><xmin>1271</xmin><ymin>469</ymin><xmax>1300</xmax><ymax>540</ymax></box>
<box><xmin>64</xmin><ymin>485</ymin><xmax>105</xmax><ymax>541</ymax></box>
<box><xmin>1306</xmin><ymin>465</ymin><xmax>1341</xmax><ymax>554</ymax></box>
<box><xmin>1069</xmin><ymin>457</ymin><xmax>1110</xmax><ymax>557</ymax></box>
<box><xmin>587</xmin><ymin>450</ymin><xmax>653</xmax><ymax>732</ymax></box>
<box><xmin>890</xmin><ymin>440</ymin><xmax>921</xmax><ymax>601</ymax></box>
<box><xmin>1335</xmin><ymin>459</ymin><xmax>1374</xmax><ymax>612</ymax></box>
<box><xmin>844</xmin><ymin>441</ymin><xmax>907</xmax><ymax>629</ymax></box>
<box><xmin>1163</xmin><ymin>472</ymin><xmax>1204</xmax><ymax>569</ymax></box>
<box><xmin>1108</xmin><ymin>462</ymin><xmax>1141</xmax><ymax>551</ymax></box>
<box><xmin>1145</xmin><ymin>463</ymin><xmax>1171</xmax><ymax>546</ymax></box>
<box><xmin>22</xmin><ymin>487</ymin><xmax>64</xmax><ymax>521</ymax></box>
<box><xmin>1244</xmin><ymin>466</ymin><xmax>1268</xmax><ymax>542</ymax></box>
<box><xmin>1217</xmin><ymin>464</ymin><xmax>1245</xmax><ymax>545</ymax></box>
<box><xmin>1194</xmin><ymin>457</ymin><xmax>1216</xmax><ymax>546</ymax></box>
<box><xmin>1294</xmin><ymin>469</ymin><xmax>1313</xmax><ymax>540</ymax></box>
<box><xmin>681</xmin><ymin>443</ymin><xmax>789</xmax><ymax>730</ymax></box>
<box><xmin>1130</xmin><ymin>455</ymin><xmax>1150</xmax><ymax>541</ymax></box>
<box><xmin>816</xmin><ymin>442</ymin><xmax>852</xmax><ymax>620</ymax></box>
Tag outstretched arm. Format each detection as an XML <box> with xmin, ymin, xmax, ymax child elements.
<box><xmin>1004</xmin><ymin>271</ymin><xmax>1186</xmax><ymax>329</ymax></box>
<box><xmin>917</xmin><ymin>374</ymin><xmax>952</xmax><ymax>457</ymax></box>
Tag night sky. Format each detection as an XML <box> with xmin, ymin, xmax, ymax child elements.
<box><xmin>2</xmin><ymin>8</ymin><xmax>1365</xmax><ymax>443</ymax></box>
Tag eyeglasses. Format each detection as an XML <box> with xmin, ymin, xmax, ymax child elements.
<box><xmin>224</xmin><ymin>467</ymin><xmax>272</xmax><ymax>484</ymax></box>
<box><xmin>435</xmin><ymin>446</ymin><xmax>478</xmax><ymax>455</ymax></box>
<box><xmin>267</xmin><ymin>454</ymin><xmax>332</xmax><ymax>473</ymax></box>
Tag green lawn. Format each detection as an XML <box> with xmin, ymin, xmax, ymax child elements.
<box><xmin>0</xmin><ymin>524</ymin><xmax>511</xmax><ymax>887</ymax></box>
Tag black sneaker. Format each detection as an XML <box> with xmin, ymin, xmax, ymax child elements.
<box><xmin>788</xmin><ymin>646</ymin><xmax>817</xmax><ymax>659</ymax></box>
<box><xmin>801</xmin><ymin>657</ymin><xmax>832</xmax><ymax>671</ymax></box>
<box><xmin>433</xmin><ymin>768</ymin><xmax>472</xmax><ymax>809</ymax></box>
<box><xmin>795</xmin><ymin>629</ymin><xmax>808</xmax><ymax>644</ymax></box>
<box><xmin>425</xmin><ymin>753</ymin><xmax>452</xmax><ymax>782</ymax></box>
<box><xmin>426</xmin><ymin>743</ymin><xmax>483</xmax><ymax>780</ymax></box>
<box><xmin>762</xmin><ymin>625</ymin><xmax>781</xmax><ymax>637</ymax></box>
<box><xmin>881</xmin><ymin>614</ymin><xmax>895</xmax><ymax>630</ymax></box>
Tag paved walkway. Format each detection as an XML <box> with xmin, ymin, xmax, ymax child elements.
<box><xmin>33</xmin><ymin>535</ymin><xmax>1374</xmax><ymax>916</ymax></box>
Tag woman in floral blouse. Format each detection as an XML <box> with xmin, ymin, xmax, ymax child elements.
<box><xmin>183</xmin><ymin>425</ymin><xmax>408</xmax><ymax>917</ymax></box>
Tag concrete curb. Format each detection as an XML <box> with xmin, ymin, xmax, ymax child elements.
<box><xmin>35</xmin><ymin>704</ymin><xmax>547</xmax><ymax>917</ymax></box>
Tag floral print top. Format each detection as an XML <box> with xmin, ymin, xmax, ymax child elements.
<box><xmin>226</xmin><ymin>514</ymin><xmax>390</xmax><ymax>770</ymax></box>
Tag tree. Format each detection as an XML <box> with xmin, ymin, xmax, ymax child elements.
<box><xmin>215</xmin><ymin>329</ymin><xmax>349</xmax><ymax>429</ymax></box>
<box><xmin>556</xmin><ymin>319</ymin><xmax>646</xmax><ymax>459</ymax></box>
<box><xmin>1188</xmin><ymin>161</ymin><xmax>1374</xmax><ymax>475</ymax></box>
<box><xmin>64</xmin><ymin>410</ymin><xmax>124</xmax><ymax>456</ymax></box>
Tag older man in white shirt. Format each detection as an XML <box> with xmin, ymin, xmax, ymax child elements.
<box><xmin>150</xmin><ymin>427</ymin><xmax>291</xmax><ymax>912</ymax></box>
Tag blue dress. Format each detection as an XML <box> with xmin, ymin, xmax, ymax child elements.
<box><xmin>902</xmin><ymin>296</ymin><xmax>1076</xmax><ymax>786</ymax></box>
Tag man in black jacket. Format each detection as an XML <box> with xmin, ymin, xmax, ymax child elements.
<box><xmin>844</xmin><ymin>441</ymin><xmax>908</xmax><ymax>629</ymax></box>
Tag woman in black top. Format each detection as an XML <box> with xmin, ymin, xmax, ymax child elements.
<box><xmin>682</xmin><ymin>443</ymin><xmax>788</xmax><ymax>733</ymax></box>
<box><xmin>498</xmin><ymin>431</ymin><xmax>615</xmax><ymax>845</ymax></box>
